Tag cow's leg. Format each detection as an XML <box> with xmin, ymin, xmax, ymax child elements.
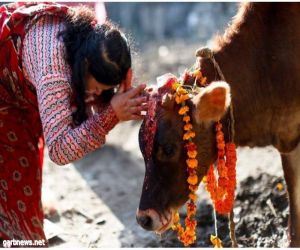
<box><xmin>281</xmin><ymin>142</ymin><xmax>300</xmax><ymax>247</ymax></box>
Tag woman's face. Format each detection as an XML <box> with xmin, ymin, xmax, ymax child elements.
<box><xmin>85</xmin><ymin>69</ymin><xmax>132</xmax><ymax>103</ymax></box>
<box><xmin>85</xmin><ymin>74</ymin><xmax>115</xmax><ymax>96</ymax></box>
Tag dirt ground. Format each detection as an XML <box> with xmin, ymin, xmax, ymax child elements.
<box><xmin>43</xmin><ymin>122</ymin><xmax>289</xmax><ymax>248</ymax></box>
<box><xmin>41</xmin><ymin>41</ymin><xmax>290</xmax><ymax>248</ymax></box>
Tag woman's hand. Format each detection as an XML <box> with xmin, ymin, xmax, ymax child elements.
<box><xmin>111</xmin><ymin>69</ymin><xmax>148</xmax><ymax>121</ymax></box>
<box><xmin>111</xmin><ymin>83</ymin><xmax>148</xmax><ymax>121</ymax></box>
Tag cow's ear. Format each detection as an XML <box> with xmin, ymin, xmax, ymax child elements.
<box><xmin>192</xmin><ymin>81</ymin><xmax>231</xmax><ymax>123</ymax></box>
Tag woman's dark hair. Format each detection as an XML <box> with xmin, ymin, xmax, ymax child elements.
<box><xmin>58</xmin><ymin>6</ymin><xmax>131</xmax><ymax>125</ymax></box>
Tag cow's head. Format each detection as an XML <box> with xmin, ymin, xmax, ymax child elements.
<box><xmin>137</xmin><ymin>73</ymin><xmax>231</xmax><ymax>233</ymax></box>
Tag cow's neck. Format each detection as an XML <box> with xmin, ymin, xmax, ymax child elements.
<box><xmin>200</xmin><ymin>3</ymin><xmax>275</xmax><ymax>149</ymax></box>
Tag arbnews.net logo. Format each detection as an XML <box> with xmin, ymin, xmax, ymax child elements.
<box><xmin>2</xmin><ymin>239</ymin><xmax>46</xmax><ymax>248</ymax></box>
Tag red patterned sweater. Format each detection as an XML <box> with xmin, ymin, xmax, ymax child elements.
<box><xmin>22</xmin><ymin>15</ymin><xmax>119</xmax><ymax>165</ymax></box>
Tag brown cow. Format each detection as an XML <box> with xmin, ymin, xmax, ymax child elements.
<box><xmin>137</xmin><ymin>2</ymin><xmax>300</xmax><ymax>247</ymax></box>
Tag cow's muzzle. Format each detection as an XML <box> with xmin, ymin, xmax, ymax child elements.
<box><xmin>136</xmin><ymin>208</ymin><xmax>174</xmax><ymax>233</ymax></box>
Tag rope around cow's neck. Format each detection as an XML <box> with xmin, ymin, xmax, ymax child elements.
<box><xmin>196</xmin><ymin>47</ymin><xmax>235</xmax><ymax>143</ymax></box>
<box><xmin>196</xmin><ymin>47</ymin><xmax>238</xmax><ymax>248</ymax></box>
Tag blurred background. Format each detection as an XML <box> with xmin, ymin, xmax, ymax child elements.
<box><xmin>35</xmin><ymin>2</ymin><xmax>286</xmax><ymax>248</ymax></box>
<box><xmin>106</xmin><ymin>2</ymin><xmax>237</xmax><ymax>85</ymax></box>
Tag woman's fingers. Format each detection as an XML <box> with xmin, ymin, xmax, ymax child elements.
<box><xmin>129</xmin><ymin>105</ymin><xmax>147</xmax><ymax>113</ymax></box>
<box><xmin>126</xmin><ymin>84</ymin><xmax>147</xmax><ymax>98</ymax></box>
<box><xmin>128</xmin><ymin>96</ymin><xmax>147</xmax><ymax>106</ymax></box>
<box><xmin>111</xmin><ymin>82</ymin><xmax>148</xmax><ymax>122</ymax></box>
<box><xmin>125</xmin><ymin>68</ymin><xmax>133</xmax><ymax>91</ymax></box>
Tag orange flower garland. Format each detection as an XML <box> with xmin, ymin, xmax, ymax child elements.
<box><xmin>206</xmin><ymin>122</ymin><xmax>237</xmax><ymax>214</ymax></box>
<box><xmin>169</xmin><ymin>69</ymin><xmax>237</xmax><ymax>247</ymax></box>
<box><xmin>171</xmin><ymin>84</ymin><xmax>199</xmax><ymax>246</ymax></box>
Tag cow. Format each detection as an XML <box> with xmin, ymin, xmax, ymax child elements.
<box><xmin>136</xmin><ymin>2</ymin><xmax>300</xmax><ymax>247</ymax></box>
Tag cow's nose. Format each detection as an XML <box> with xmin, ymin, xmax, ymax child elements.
<box><xmin>136</xmin><ymin>214</ymin><xmax>153</xmax><ymax>230</ymax></box>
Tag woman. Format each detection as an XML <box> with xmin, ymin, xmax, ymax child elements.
<box><xmin>0</xmin><ymin>2</ymin><xmax>147</xmax><ymax>243</ymax></box>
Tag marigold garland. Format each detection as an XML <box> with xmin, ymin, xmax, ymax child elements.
<box><xmin>206</xmin><ymin>122</ymin><xmax>237</xmax><ymax>214</ymax></box>
<box><xmin>171</xmin><ymin>84</ymin><xmax>199</xmax><ymax>246</ymax></box>
<box><xmin>169</xmin><ymin>69</ymin><xmax>237</xmax><ymax>247</ymax></box>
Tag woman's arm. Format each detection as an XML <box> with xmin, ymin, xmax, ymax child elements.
<box><xmin>22</xmin><ymin>15</ymin><xmax>119</xmax><ymax>165</ymax></box>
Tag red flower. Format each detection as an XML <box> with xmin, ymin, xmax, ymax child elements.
<box><xmin>185</xmin><ymin>142</ymin><xmax>197</xmax><ymax>151</ymax></box>
<box><xmin>164</xmin><ymin>77</ymin><xmax>177</xmax><ymax>88</ymax></box>
<box><xmin>182</xmin><ymin>70</ymin><xmax>190</xmax><ymax>83</ymax></box>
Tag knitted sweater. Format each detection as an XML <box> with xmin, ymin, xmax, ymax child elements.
<box><xmin>22</xmin><ymin>15</ymin><xmax>119</xmax><ymax>165</ymax></box>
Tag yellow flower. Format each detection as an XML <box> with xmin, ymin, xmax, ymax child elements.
<box><xmin>192</xmin><ymin>69</ymin><xmax>202</xmax><ymax>79</ymax></box>
<box><xmin>189</xmin><ymin>193</ymin><xmax>197</xmax><ymax>202</ymax></box>
<box><xmin>183</xmin><ymin>115</ymin><xmax>191</xmax><ymax>123</ymax></box>
<box><xmin>183</xmin><ymin>241</ymin><xmax>190</xmax><ymax>247</ymax></box>
<box><xmin>210</xmin><ymin>235</ymin><xmax>223</xmax><ymax>248</ymax></box>
<box><xmin>175</xmin><ymin>94</ymin><xmax>190</xmax><ymax>104</ymax></box>
<box><xmin>188</xmin><ymin>131</ymin><xmax>196</xmax><ymax>139</ymax></box>
<box><xmin>186</xmin><ymin>229</ymin><xmax>196</xmax><ymax>237</ymax></box>
<box><xmin>187</xmin><ymin>150</ymin><xmax>197</xmax><ymax>158</ymax></box>
<box><xmin>173</xmin><ymin>212</ymin><xmax>180</xmax><ymax>224</ymax></box>
<box><xmin>201</xmin><ymin>76</ymin><xmax>207</xmax><ymax>85</ymax></box>
<box><xmin>202</xmin><ymin>176</ymin><xmax>207</xmax><ymax>183</ymax></box>
<box><xmin>182</xmin><ymin>234</ymin><xmax>196</xmax><ymax>246</ymax></box>
<box><xmin>187</xmin><ymin>174</ymin><xmax>198</xmax><ymax>185</ymax></box>
<box><xmin>172</xmin><ymin>82</ymin><xmax>180</xmax><ymax>90</ymax></box>
<box><xmin>186</xmin><ymin>158</ymin><xmax>198</xmax><ymax>169</ymax></box>
<box><xmin>179</xmin><ymin>106</ymin><xmax>189</xmax><ymax>115</ymax></box>
<box><xmin>177</xmin><ymin>87</ymin><xmax>188</xmax><ymax>95</ymax></box>
<box><xmin>182</xmin><ymin>94</ymin><xmax>190</xmax><ymax>101</ymax></box>
<box><xmin>184</xmin><ymin>123</ymin><xmax>193</xmax><ymax>131</ymax></box>
<box><xmin>176</xmin><ymin>224</ymin><xmax>184</xmax><ymax>234</ymax></box>
<box><xmin>183</xmin><ymin>131</ymin><xmax>195</xmax><ymax>140</ymax></box>
<box><xmin>175</xmin><ymin>95</ymin><xmax>181</xmax><ymax>104</ymax></box>
<box><xmin>276</xmin><ymin>183</ymin><xmax>284</xmax><ymax>191</ymax></box>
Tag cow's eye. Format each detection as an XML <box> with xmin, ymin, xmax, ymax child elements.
<box><xmin>163</xmin><ymin>144</ymin><xmax>175</xmax><ymax>157</ymax></box>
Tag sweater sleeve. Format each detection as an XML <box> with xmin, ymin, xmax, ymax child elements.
<box><xmin>22</xmin><ymin>15</ymin><xmax>119</xmax><ymax>165</ymax></box>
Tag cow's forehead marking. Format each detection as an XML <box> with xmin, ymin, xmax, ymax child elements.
<box><xmin>142</xmin><ymin>97</ymin><xmax>158</xmax><ymax>161</ymax></box>
<box><xmin>141</xmin><ymin>83</ymin><xmax>172</xmax><ymax>162</ymax></box>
